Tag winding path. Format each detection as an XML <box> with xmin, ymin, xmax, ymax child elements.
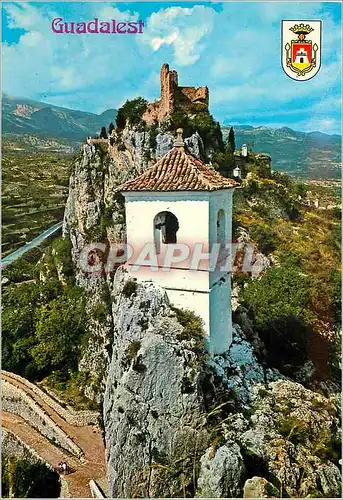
<box><xmin>2</xmin><ymin>372</ymin><xmax>108</xmax><ymax>498</ymax></box>
<box><xmin>1</xmin><ymin>221</ymin><xmax>62</xmax><ymax>268</ymax></box>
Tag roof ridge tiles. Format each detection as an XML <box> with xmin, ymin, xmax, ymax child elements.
<box><xmin>119</xmin><ymin>145</ymin><xmax>238</xmax><ymax>193</ymax></box>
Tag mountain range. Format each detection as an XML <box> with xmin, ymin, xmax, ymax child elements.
<box><xmin>222</xmin><ymin>125</ymin><xmax>341</xmax><ymax>179</ymax></box>
<box><xmin>2</xmin><ymin>95</ymin><xmax>341</xmax><ymax>179</ymax></box>
<box><xmin>2</xmin><ymin>94</ymin><xmax>117</xmax><ymax>141</ymax></box>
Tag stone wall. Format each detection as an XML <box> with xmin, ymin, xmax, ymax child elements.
<box><xmin>3</xmin><ymin>371</ymin><xmax>99</xmax><ymax>426</ymax></box>
<box><xmin>2</xmin><ymin>379</ymin><xmax>83</xmax><ymax>458</ymax></box>
<box><xmin>2</xmin><ymin>428</ymin><xmax>49</xmax><ymax>465</ymax></box>
<box><xmin>2</xmin><ymin>429</ymin><xmax>70</xmax><ymax>498</ymax></box>
<box><xmin>143</xmin><ymin>63</ymin><xmax>209</xmax><ymax>124</ymax></box>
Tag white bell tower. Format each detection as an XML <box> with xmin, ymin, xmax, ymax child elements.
<box><xmin>120</xmin><ymin>129</ymin><xmax>238</xmax><ymax>354</ymax></box>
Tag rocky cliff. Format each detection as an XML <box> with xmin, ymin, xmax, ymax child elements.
<box><xmin>62</xmin><ymin>121</ymin><xmax>341</xmax><ymax>497</ymax></box>
<box><xmin>62</xmin><ymin>126</ymin><xmax>206</xmax><ymax>401</ymax></box>
<box><xmin>101</xmin><ymin>268</ymin><xmax>341</xmax><ymax>498</ymax></box>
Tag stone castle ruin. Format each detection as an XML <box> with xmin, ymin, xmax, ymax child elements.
<box><xmin>142</xmin><ymin>63</ymin><xmax>209</xmax><ymax>124</ymax></box>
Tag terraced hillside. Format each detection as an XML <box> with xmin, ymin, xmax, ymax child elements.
<box><xmin>2</xmin><ymin>150</ymin><xmax>73</xmax><ymax>256</ymax></box>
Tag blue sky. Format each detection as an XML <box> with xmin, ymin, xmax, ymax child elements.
<box><xmin>2</xmin><ymin>1</ymin><xmax>342</xmax><ymax>134</ymax></box>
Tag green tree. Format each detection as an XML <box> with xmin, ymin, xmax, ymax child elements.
<box><xmin>212</xmin><ymin>137</ymin><xmax>235</xmax><ymax>176</ymax></box>
<box><xmin>2</xmin><ymin>455</ymin><xmax>60</xmax><ymax>498</ymax></box>
<box><xmin>108</xmin><ymin>122</ymin><xmax>115</xmax><ymax>135</ymax></box>
<box><xmin>116</xmin><ymin>108</ymin><xmax>126</xmax><ymax>129</ymax></box>
<box><xmin>31</xmin><ymin>288</ymin><xmax>86</xmax><ymax>374</ymax></box>
<box><xmin>228</xmin><ymin>126</ymin><xmax>235</xmax><ymax>153</ymax></box>
<box><xmin>116</xmin><ymin>97</ymin><xmax>148</xmax><ymax>128</ymax></box>
<box><xmin>2</xmin><ymin>282</ymin><xmax>41</xmax><ymax>377</ymax></box>
<box><xmin>100</xmin><ymin>126</ymin><xmax>108</xmax><ymax>139</ymax></box>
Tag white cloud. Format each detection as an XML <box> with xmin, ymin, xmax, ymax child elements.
<box><xmin>2</xmin><ymin>2</ymin><xmax>144</xmax><ymax>105</ymax></box>
<box><xmin>142</xmin><ymin>5</ymin><xmax>215</xmax><ymax>66</ymax></box>
<box><xmin>151</xmin><ymin>32</ymin><xmax>178</xmax><ymax>51</ymax></box>
<box><xmin>2</xmin><ymin>1</ymin><xmax>341</xmax><ymax>133</ymax></box>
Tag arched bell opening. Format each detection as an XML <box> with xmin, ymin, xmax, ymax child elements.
<box><xmin>154</xmin><ymin>211</ymin><xmax>179</xmax><ymax>254</ymax></box>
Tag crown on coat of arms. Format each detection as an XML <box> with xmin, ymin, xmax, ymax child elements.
<box><xmin>290</xmin><ymin>23</ymin><xmax>314</xmax><ymax>36</ymax></box>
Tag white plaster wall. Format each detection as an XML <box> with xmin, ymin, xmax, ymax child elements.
<box><xmin>123</xmin><ymin>188</ymin><xmax>235</xmax><ymax>354</ymax></box>
<box><xmin>127</xmin><ymin>265</ymin><xmax>210</xmax><ymax>292</ymax></box>
<box><xmin>209</xmin><ymin>275</ymin><xmax>232</xmax><ymax>354</ymax></box>
<box><xmin>124</xmin><ymin>192</ymin><xmax>210</xmax><ymax>271</ymax></box>
<box><xmin>166</xmin><ymin>288</ymin><xmax>210</xmax><ymax>336</ymax></box>
<box><xmin>209</xmin><ymin>189</ymin><xmax>233</xmax><ymax>248</ymax></box>
<box><xmin>209</xmin><ymin>189</ymin><xmax>234</xmax><ymax>287</ymax></box>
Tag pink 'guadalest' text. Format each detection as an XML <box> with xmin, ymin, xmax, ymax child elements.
<box><xmin>51</xmin><ymin>18</ymin><xmax>144</xmax><ymax>35</ymax></box>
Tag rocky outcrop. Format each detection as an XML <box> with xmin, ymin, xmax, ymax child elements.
<box><xmin>102</xmin><ymin>267</ymin><xmax>341</xmax><ymax>498</ymax></box>
<box><xmin>210</xmin><ymin>324</ymin><xmax>284</xmax><ymax>408</ymax></box>
<box><xmin>243</xmin><ymin>476</ymin><xmax>279</xmax><ymax>498</ymax></box>
<box><xmin>155</xmin><ymin>132</ymin><xmax>174</xmax><ymax>158</ymax></box>
<box><xmin>234</xmin><ymin>226</ymin><xmax>270</xmax><ymax>278</ymax></box>
<box><xmin>185</xmin><ymin>131</ymin><xmax>205</xmax><ymax>159</ymax></box>
<box><xmin>104</xmin><ymin>267</ymin><xmax>209</xmax><ymax>497</ymax></box>
<box><xmin>235</xmin><ymin>381</ymin><xmax>340</xmax><ymax>498</ymax></box>
<box><xmin>198</xmin><ymin>442</ymin><xmax>245</xmax><ymax>497</ymax></box>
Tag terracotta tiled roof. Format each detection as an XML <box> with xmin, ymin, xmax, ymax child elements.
<box><xmin>120</xmin><ymin>146</ymin><xmax>238</xmax><ymax>192</ymax></box>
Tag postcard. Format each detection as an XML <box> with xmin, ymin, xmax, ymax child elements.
<box><xmin>1</xmin><ymin>1</ymin><xmax>341</xmax><ymax>498</ymax></box>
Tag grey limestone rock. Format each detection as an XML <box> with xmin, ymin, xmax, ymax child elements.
<box><xmin>184</xmin><ymin>131</ymin><xmax>204</xmax><ymax>159</ymax></box>
<box><xmin>104</xmin><ymin>268</ymin><xmax>209</xmax><ymax>497</ymax></box>
<box><xmin>198</xmin><ymin>442</ymin><xmax>245</xmax><ymax>497</ymax></box>
<box><xmin>155</xmin><ymin>132</ymin><xmax>174</xmax><ymax>158</ymax></box>
<box><xmin>243</xmin><ymin>476</ymin><xmax>279</xmax><ymax>498</ymax></box>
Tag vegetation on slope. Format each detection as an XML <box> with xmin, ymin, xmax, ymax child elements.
<box><xmin>1</xmin><ymin>151</ymin><xmax>72</xmax><ymax>256</ymax></box>
<box><xmin>233</xmin><ymin>160</ymin><xmax>341</xmax><ymax>382</ymax></box>
<box><xmin>1</xmin><ymin>237</ymin><xmax>98</xmax><ymax>409</ymax></box>
<box><xmin>1</xmin><ymin>454</ymin><xmax>60</xmax><ymax>498</ymax></box>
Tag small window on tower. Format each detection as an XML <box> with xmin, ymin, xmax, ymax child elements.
<box><xmin>217</xmin><ymin>209</ymin><xmax>226</xmax><ymax>244</ymax></box>
<box><xmin>154</xmin><ymin>211</ymin><xmax>179</xmax><ymax>253</ymax></box>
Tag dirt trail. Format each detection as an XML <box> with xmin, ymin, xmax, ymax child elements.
<box><xmin>2</xmin><ymin>373</ymin><xmax>108</xmax><ymax>498</ymax></box>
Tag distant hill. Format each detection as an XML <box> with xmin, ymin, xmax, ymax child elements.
<box><xmin>3</xmin><ymin>94</ymin><xmax>341</xmax><ymax>179</ymax></box>
<box><xmin>222</xmin><ymin>125</ymin><xmax>341</xmax><ymax>179</ymax></box>
<box><xmin>2</xmin><ymin>94</ymin><xmax>117</xmax><ymax>144</ymax></box>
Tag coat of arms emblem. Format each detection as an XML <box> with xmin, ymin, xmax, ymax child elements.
<box><xmin>282</xmin><ymin>21</ymin><xmax>322</xmax><ymax>81</ymax></box>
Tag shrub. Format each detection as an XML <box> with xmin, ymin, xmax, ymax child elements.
<box><xmin>241</xmin><ymin>263</ymin><xmax>312</xmax><ymax>370</ymax></box>
<box><xmin>125</xmin><ymin>341</ymin><xmax>141</xmax><ymax>362</ymax></box>
<box><xmin>1</xmin><ymin>455</ymin><xmax>60</xmax><ymax>498</ymax></box>
<box><xmin>108</xmin><ymin>122</ymin><xmax>115</xmax><ymax>135</ymax></box>
<box><xmin>116</xmin><ymin>108</ymin><xmax>126</xmax><ymax>129</ymax></box>
<box><xmin>91</xmin><ymin>302</ymin><xmax>109</xmax><ymax>322</ymax></box>
<box><xmin>148</xmin><ymin>122</ymin><xmax>159</xmax><ymax>150</ymax></box>
<box><xmin>95</xmin><ymin>141</ymin><xmax>109</xmax><ymax>160</ymax></box>
<box><xmin>122</xmin><ymin>279</ymin><xmax>138</xmax><ymax>298</ymax></box>
<box><xmin>172</xmin><ymin>307</ymin><xmax>205</xmax><ymax>352</ymax></box>
<box><xmin>249</xmin><ymin>224</ymin><xmax>277</xmax><ymax>254</ymax></box>
<box><xmin>100</xmin><ymin>126</ymin><xmax>108</xmax><ymax>139</ymax></box>
<box><xmin>51</xmin><ymin>237</ymin><xmax>73</xmax><ymax>276</ymax></box>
